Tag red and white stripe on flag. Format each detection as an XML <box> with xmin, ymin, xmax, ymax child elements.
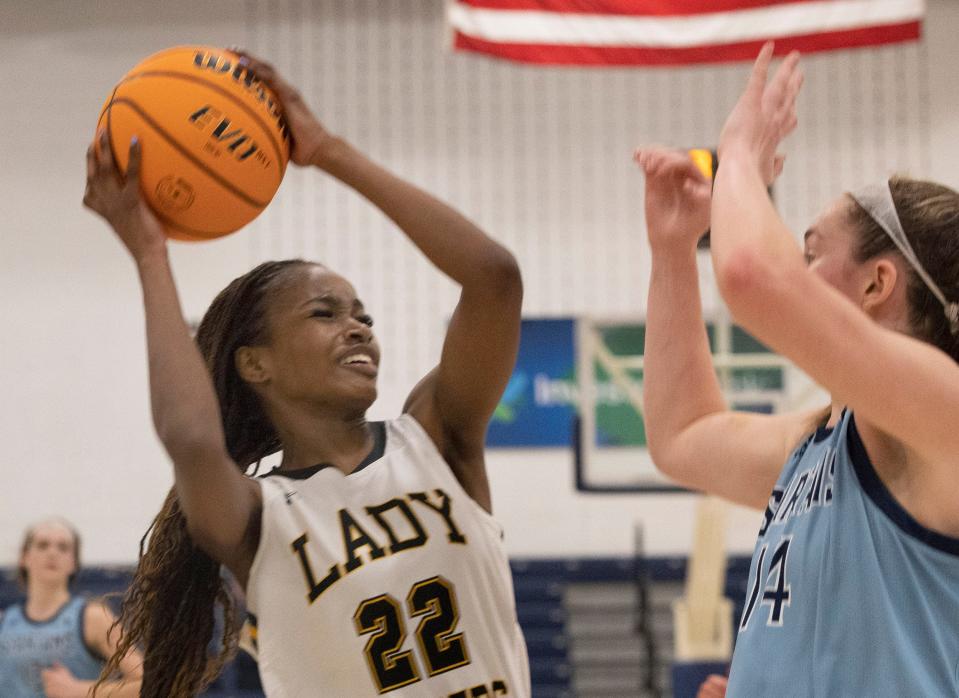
<box><xmin>449</xmin><ymin>0</ymin><xmax>925</xmax><ymax>66</ymax></box>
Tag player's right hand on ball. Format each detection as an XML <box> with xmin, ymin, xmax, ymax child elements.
<box><xmin>231</xmin><ymin>49</ymin><xmax>335</xmax><ymax>168</ymax></box>
<box><xmin>84</xmin><ymin>130</ymin><xmax>166</xmax><ymax>261</ymax></box>
<box><xmin>634</xmin><ymin>146</ymin><xmax>712</xmax><ymax>252</ymax></box>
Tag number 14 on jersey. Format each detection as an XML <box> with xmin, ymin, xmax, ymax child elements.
<box><xmin>740</xmin><ymin>536</ymin><xmax>793</xmax><ymax>631</ymax></box>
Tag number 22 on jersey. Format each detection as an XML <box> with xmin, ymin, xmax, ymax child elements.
<box><xmin>354</xmin><ymin>576</ymin><xmax>470</xmax><ymax>693</ymax></box>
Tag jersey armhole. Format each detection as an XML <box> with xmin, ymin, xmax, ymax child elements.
<box><xmin>245</xmin><ymin>478</ymin><xmax>278</xmax><ymax>605</ymax></box>
<box><xmin>397</xmin><ymin>413</ymin><xmax>506</xmax><ymax>540</ymax></box>
<box><xmin>847</xmin><ymin>414</ymin><xmax>959</xmax><ymax>557</ymax></box>
<box><xmin>78</xmin><ymin>598</ymin><xmax>109</xmax><ymax>664</ymax></box>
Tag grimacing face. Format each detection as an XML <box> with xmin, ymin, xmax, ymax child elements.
<box><xmin>250</xmin><ymin>264</ymin><xmax>381</xmax><ymax>413</ymax></box>
<box><xmin>20</xmin><ymin>522</ymin><xmax>78</xmax><ymax>588</ymax></box>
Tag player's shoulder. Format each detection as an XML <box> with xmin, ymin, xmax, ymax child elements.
<box><xmin>81</xmin><ymin>597</ymin><xmax>116</xmax><ymax>628</ymax></box>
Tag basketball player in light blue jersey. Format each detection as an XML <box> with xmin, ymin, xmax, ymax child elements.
<box><xmin>0</xmin><ymin>519</ymin><xmax>142</xmax><ymax>697</ymax></box>
<box><xmin>638</xmin><ymin>44</ymin><xmax>959</xmax><ymax>695</ymax></box>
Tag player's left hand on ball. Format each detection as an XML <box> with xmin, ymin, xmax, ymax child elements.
<box><xmin>230</xmin><ymin>48</ymin><xmax>334</xmax><ymax>168</ymax></box>
<box><xmin>84</xmin><ymin>130</ymin><xmax>166</xmax><ymax>261</ymax></box>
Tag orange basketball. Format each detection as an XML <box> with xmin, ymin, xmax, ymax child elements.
<box><xmin>97</xmin><ymin>46</ymin><xmax>290</xmax><ymax>241</ymax></box>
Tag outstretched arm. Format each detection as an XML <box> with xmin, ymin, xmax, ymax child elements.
<box><xmin>637</xmin><ymin>147</ymin><xmax>810</xmax><ymax>508</ymax></box>
<box><xmin>83</xmin><ymin>134</ymin><xmax>260</xmax><ymax>581</ymax></box>
<box><xmin>713</xmin><ymin>46</ymin><xmax>959</xmax><ymax>473</ymax></box>
<box><xmin>236</xmin><ymin>53</ymin><xmax>522</xmax><ymax>512</ymax></box>
<box><xmin>325</xmin><ymin>138</ymin><xmax>521</xmax><ymax>512</ymax></box>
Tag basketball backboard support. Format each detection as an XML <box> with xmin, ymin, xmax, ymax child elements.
<box><xmin>574</xmin><ymin>316</ymin><xmax>823</xmax><ymax>493</ymax></box>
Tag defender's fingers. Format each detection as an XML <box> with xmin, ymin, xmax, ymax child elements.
<box><xmin>773</xmin><ymin>154</ymin><xmax>786</xmax><ymax>178</ymax></box>
<box><xmin>676</xmin><ymin>155</ymin><xmax>711</xmax><ymax>184</ymax></box>
<box><xmin>683</xmin><ymin>178</ymin><xmax>712</xmax><ymax>200</ymax></box>
<box><xmin>634</xmin><ymin>147</ymin><xmax>673</xmax><ymax>166</ymax></box>
<box><xmin>653</xmin><ymin>149</ymin><xmax>711</xmax><ymax>184</ymax></box>
<box><xmin>764</xmin><ymin>51</ymin><xmax>799</xmax><ymax>112</ymax></box>
<box><xmin>782</xmin><ymin>113</ymin><xmax>799</xmax><ymax>137</ymax></box>
<box><xmin>772</xmin><ymin>67</ymin><xmax>802</xmax><ymax>136</ymax></box>
<box><xmin>745</xmin><ymin>42</ymin><xmax>775</xmax><ymax>97</ymax></box>
<box><xmin>772</xmin><ymin>51</ymin><xmax>801</xmax><ymax>91</ymax></box>
<box><xmin>649</xmin><ymin>151</ymin><xmax>670</xmax><ymax>177</ymax></box>
<box><xmin>634</xmin><ymin>148</ymin><xmax>659</xmax><ymax>173</ymax></box>
<box><xmin>634</xmin><ymin>147</ymin><xmax>658</xmax><ymax>166</ymax></box>
<box><xmin>774</xmin><ymin>66</ymin><xmax>803</xmax><ymax>116</ymax></box>
<box><xmin>637</xmin><ymin>149</ymin><xmax>711</xmax><ymax>187</ymax></box>
<box><xmin>785</xmin><ymin>68</ymin><xmax>804</xmax><ymax>109</ymax></box>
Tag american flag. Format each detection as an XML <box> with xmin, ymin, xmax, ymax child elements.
<box><xmin>449</xmin><ymin>0</ymin><xmax>925</xmax><ymax>66</ymax></box>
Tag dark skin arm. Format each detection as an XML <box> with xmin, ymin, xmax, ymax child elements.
<box><xmin>401</xmin><ymin>261</ymin><xmax>522</xmax><ymax>514</ymax></box>
<box><xmin>84</xmin><ymin>134</ymin><xmax>261</xmax><ymax>586</ymax></box>
<box><xmin>236</xmin><ymin>52</ymin><xmax>523</xmax><ymax>512</ymax></box>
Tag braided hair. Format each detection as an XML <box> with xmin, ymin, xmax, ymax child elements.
<box><xmin>96</xmin><ymin>260</ymin><xmax>312</xmax><ymax>697</ymax></box>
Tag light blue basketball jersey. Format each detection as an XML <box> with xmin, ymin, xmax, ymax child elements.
<box><xmin>727</xmin><ymin>411</ymin><xmax>959</xmax><ymax>696</ymax></box>
<box><xmin>0</xmin><ymin>596</ymin><xmax>104</xmax><ymax>698</ymax></box>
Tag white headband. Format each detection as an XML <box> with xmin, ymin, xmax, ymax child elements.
<box><xmin>849</xmin><ymin>181</ymin><xmax>959</xmax><ymax>337</ymax></box>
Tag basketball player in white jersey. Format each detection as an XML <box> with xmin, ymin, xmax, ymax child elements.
<box><xmin>83</xmin><ymin>52</ymin><xmax>530</xmax><ymax>698</ymax></box>
<box><xmin>639</xmin><ymin>45</ymin><xmax>959</xmax><ymax>695</ymax></box>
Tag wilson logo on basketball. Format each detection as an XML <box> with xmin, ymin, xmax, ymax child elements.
<box><xmin>189</xmin><ymin>105</ymin><xmax>269</xmax><ymax>166</ymax></box>
<box><xmin>192</xmin><ymin>50</ymin><xmax>290</xmax><ymax>141</ymax></box>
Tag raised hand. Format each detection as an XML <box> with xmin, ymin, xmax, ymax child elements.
<box><xmin>83</xmin><ymin>130</ymin><xmax>166</xmax><ymax>262</ymax></box>
<box><xmin>231</xmin><ymin>49</ymin><xmax>334</xmax><ymax>167</ymax></box>
<box><xmin>634</xmin><ymin>147</ymin><xmax>712</xmax><ymax>252</ymax></box>
<box><xmin>718</xmin><ymin>42</ymin><xmax>803</xmax><ymax>185</ymax></box>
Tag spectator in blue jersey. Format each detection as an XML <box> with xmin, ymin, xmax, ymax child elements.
<box><xmin>638</xmin><ymin>44</ymin><xmax>959</xmax><ymax>695</ymax></box>
<box><xmin>0</xmin><ymin>519</ymin><xmax>143</xmax><ymax>697</ymax></box>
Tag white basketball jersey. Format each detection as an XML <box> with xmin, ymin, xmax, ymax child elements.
<box><xmin>246</xmin><ymin>414</ymin><xmax>531</xmax><ymax>698</ymax></box>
